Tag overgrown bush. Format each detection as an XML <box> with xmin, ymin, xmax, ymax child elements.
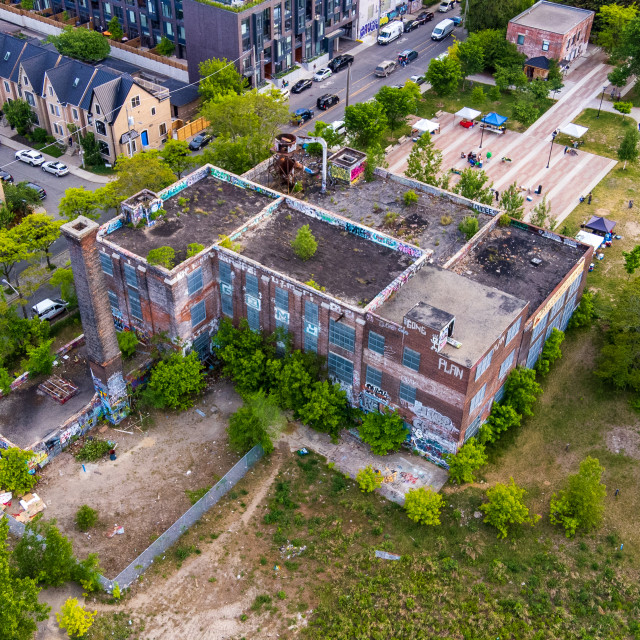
<box><xmin>502</xmin><ymin>366</ymin><xmax>541</xmax><ymax>417</ymax></box>
<box><xmin>404</xmin><ymin>487</ymin><xmax>444</xmax><ymax>526</ymax></box>
<box><xmin>23</xmin><ymin>339</ymin><xmax>55</xmax><ymax>377</ymax></box>
<box><xmin>445</xmin><ymin>440</ymin><xmax>487</xmax><ymax>484</ymax></box>
<box><xmin>356</xmin><ymin>465</ymin><xmax>383</xmax><ymax>493</ymax></box>
<box><xmin>297</xmin><ymin>381</ymin><xmax>349</xmax><ymax>440</ymax></box>
<box><xmin>147</xmin><ymin>246</ymin><xmax>175</xmax><ymax>269</ymax></box>
<box><xmin>613</xmin><ymin>101</ymin><xmax>632</xmax><ymax>114</ymax></box>
<box><xmin>57</xmin><ymin>597</ymin><xmax>96</xmax><ymax>638</ymax></box>
<box><xmin>0</xmin><ymin>447</ymin><xmax>36</xmax><ymax>495</ymax></box>
<box><xmin>403</xmin><ymin>190</ymin><xmax>418</xmax><ymax>206</ymax></box>
<box><xmin>480</xmin><ymin>478</ymin><xmax>540</xmax><ymax>539</ymax></box>
<box><xmin>116</xmin><ymin>330</ymin><xmax>138</xmax><ymax>359</ymax></box>
<box><xmin>535</xmin><ymin>328</ymin><xmax>564</xmax><ymax>375</ymax></box>
<box><xmin>187</xmin><ymin>242</ymin><xmax>205</xmax><ymax>258</ymax></box>
<box><xmin>458</xmin><ymin>216</ymin><xmax>479</xmax><ymax>240</ymax></box>
<box><xmin>568</xmin><ymin>290</ymin><xmax>594</xmax><ymax>329</ymax></box>
<box><xmin>291</xmin><ymin>224</ymin><xmax>318</xmax><ymax>261</ymax></box>
<box><xmin>227</xmin><ymin>391</ymin><xmax>285</xmax><ymax>454</ymax></box>
<box><xmin>75</xmin><ymin>505</ymin><xmax>98</xmax><ymax>532</ymax></box>
<box><xmin>358</xmin><ymin>408</ymin><xmax>407</xmax><ymax>455</ymax></box>
<box><xmin>74</xmin><ymin>439</ymin><xmax>112</xmax><ymax>462</ymax></box>
<box><xmin>480</xmin><ymin>402</ymin><xmax>521</xmax><ymax>443</ymax></box>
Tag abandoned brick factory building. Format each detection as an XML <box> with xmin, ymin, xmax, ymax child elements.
<box><xmin>72</xmin><ymin>159</ymin><xmax>592</xmax><ymax>466</ymax></box>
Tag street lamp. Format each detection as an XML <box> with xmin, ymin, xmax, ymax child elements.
<box><xmin>2</xmin><ymin>279</ymin><xmax>18</xmax><ymax>296</ymax></box>
<box><xmin>597</xmin><ymin>85</ymin><xmax>607</xmax><ymax>118</ymax></box>
<box><xmin>546</xmin><ymin>130</ymin><xmax>557</xmax><ymax>169</ymax></box>
<box><xmin>479</xmin><ymin>116</ymin><xmax>485</xmax><ymax>149</ymax></box>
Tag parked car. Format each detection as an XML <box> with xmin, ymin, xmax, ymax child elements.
<box><xmin>313</xmin><ymin>67</ymin><xmax>332</xmax><ymax>82</ymax></box>
<box><xmin>291</xmin><ymin>78</ymin><xmax>313</xmax><ymax>93</ymax></box>
<box><xmin>41</xmin><ymin>161</ymin><xmax>69</xmax><ymax>177</ymax></box>
<box><xmin>328</xmin><ymin>54</ymin><xmax>354</xmax><ymax>72</ymax></box>
<box><xmin>317</xmin><ymin>94</ymin><xmax>339</xmax><ymax>110</ymax></box>
<box><xmin>375</xmin><ymin>60</ymin><xmax>397</xmax><ymax>77</ymax></box>
<box><xmin>452</xmin><ymin>15</ymin><xmax>462</xmax><ymax>25</ymax></box>
<box><xmin>416</xmin><ymin>11</ymin><xmax>435</xmax><ymax>24</ymax></box>
<box><xmin>398</xmin><ymin>49</ymin><xmax>419</xmax><ymax>66</ymax></box>
<box><xmin>189</xmin><ymin>133</ymin><xmax>211</xmax><ymax>151</ymax></box>
<box><xmin>439</xmin><ymin>0</ymin><xmax>455</xmax><ymax>11</ymax></box>
<box><xmin>403</xmin><ymin>19</ymin><xmax>419</xmax><ymax>32</ymax></box>
<box><xmin>25</xmin><ymin>182</ymin><xmax>46</xmax><ymax>199</ymax></box>
<box><xmin>15</xmin><ymin>149</ymin><xmax>45</xmax><ymax>166</ymax></box>
<box><xmin>291</xmin><ymin>108</ymin><xmax>314</xmax><ymax>125</ymax></box>
<box><xmin>432</xmin><ymin>18</ymin><xmax>455</xmax><ymax>40</ymax></box>
<box><xmin>32</xmin><ymin>298</ymin><xmax>68</xmax><ymax>321</ymax></box>
<box><xmin>409</xmin><ymin>74</ymin><xmax>426</xmax><ymax>85</ymax></box>
<box><xmin>330</xmin><ymin>120</ymin><xmax>346</xmax><ymax>136</ymax></box>
<box><xmin>0</xmin><ymin>169</ymin><xmax>13</xmax><ymax>182</ymax></box>
<box><xmin>378</xmin><ymin>20</ymin><xmax>403</xmax><ymax>44</ymax></box>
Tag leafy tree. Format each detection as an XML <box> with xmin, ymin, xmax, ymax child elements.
<box><xmin>298</xmin><ymin>380</ymin><xmax>348</xmax><ymax>440</ymax></box>
<box><xmin>502</xmin><ymin>367</ymin><xmax>542</xmax><ymax>417</ymax></box>
<box><xmin>228</xmin><ymin>390</ymin><xmax>284</xmax><ymax>454</ymax></box>
<box><xmin>596</xmin><ymin>278</ymin><xmax>640</xmax><ymax>391</ymax></box>
<box><xmin>462</xmin><ymin>0</ymin><xmax>535</xmax><ymax>33</ymax></box>
<box><xmin>199</xmin><ymin>57</ymin><xmax>247</xmax><ymax>103</ymax></box>
<box><xmin>535</xmin><ymin>328</ymin><xmax>564</xmax><ymax>375</ymax></box>
<box><xmin>0</xmin><ymin>447</ymin><xmax>36</xmax><ymax>495</ymax></box>
<box><xmin>356</xmin><ymin>465</ymin><xmax>383</xmax><ymax>493</ymax></box>
<box><xmin>0</xmin><ymin>518</ymin><xmax>50</xmax><ymax>640</ymax></box>
<box><xmin>267</xmin><ymin>350</ymin><xmax>320</xmax><ymax>413</ymax></box>
<box><xmin>0</xmin><ymin>303</ymin><xmax>50</xmax><ymax>366</ymax></box>
<box><xmin>155</xmin><ymin>35</ymin><xmax>175</xmax><ymax>57</ymax></box>
<box><xmin>472</xmin><ymin>29</ymin><xmax>525</xmax><ymax>72</ymax></box>
<box><xmin>50</xmin><ymin>267</ymin><xmax>76</xmax><ymax>306</ymax></box>
<box><xmin>23</xmin><ymin>338</ymin><xmax>55</xmax><ymax>376</ymax></box>
<box><xmin>160</xmin><ymin>139</ymin><xmax>195</xmax><ymax>178</ymax></box>
<box><xmin>456</xmin><ymin>38</ymin><xmax>485</xmax><ymax>88</ymax></box>
<box><xmin>493</xmin><ymin>65</ymin><xmax>527</xmax><ymax>93</ymax></box>
<box><xmin>568</xmin><ymin>290</ymin><xmax>594</xmax><ymax>329</ymax></box>
<box><xmin>445</xmin><ymin>439</ymin><xmax>488</xmax><ymax>484</ymax></box>
<box><xmin>142</xmin><ymin>350</ymin><xmax>205</xmax><ymax>410</ymax></box>
<box><xmin>3</xmin><ymin>99</ymin><xmax>36</xmax><ymax>136</ymax></box>
<box><xmin>106</xmin><ymin>15</ymin><xmax>124</xmax><ymax>41</ymax></box>
<box><xmin>4</xmin><ymin>182</ymin><xmax>42</xmax><ymax>221</ymax></box>
<box><xmin>75</xmin><ymin>505</ymin><xmax>98</xmax><ymax>532</ymax></box>
<box><xmin>309</xmin><ymin>120</ymin><xmax>345</xmax><ymax>149</ymax></box>
<box><xmin>343</xmin><ymin>101</ymin><xmax>388</xmax><ymax>149</ymax></box>
<box><xmin>187</xmin><ymin>243</ymin><xmax>205</xmax><ymax>258</ymax></box>
<box><xmin>613</xmin><ymin>100</ymin><xmax>633</xmax><ymax>114</ymax></box>
<box><xmin>116</xmin><ymin>330</ymin><xmax>138</xmax><ymax>359</ymax></box>
<box><xmin>19</xmin><ymin>213</ymin><xmax>62</xmax><ymax>269</ymax></box>
<box><xmin>426</xmin><ymin>55</ymin><xmax>462</xmax><ymax>96</ymax></box>
<box><xmin>0</xmin><ymin>367</ymin><xmax>11</xmax><ymax>395</ymax></box>
<box><xmin>375</xmin><ymin>84</ymin><xmax>419</xmax><ymax>133</ymax></box>
<box><xmin>480</xmin><ymin>403</ymin><xmax>521</xmax><ymax>443</ymax></box>
<box><xmin>49</xmin><ymin>27</ymin><xmax>110</xmax><ymax>62</ymax></box>
<box><xmin>617</xmin><ymin>127</ymin><xmax>639</xmax><ymax>169</ymax></box>
<box><xmin>528</xmin><ymin>78</ymin><xmax>550</xmax><ymax>102</ymax></box>
<box><xmin>59</xmin><ymin>187</ymin><xmax>102</xmax><ymax>222</ymax></box>
<box><xmin>511</xmin><ymin>96</ymin><xmax>540</xmax><ymax>126</ymax></box>
<box><xmin>530</xmin><ymin>195</ymin><xmax>552</xmax><ymax>228</ymax></box>
<box><xmin>499</xmin><ymin>182</ymin><xmax>524</xmax><ymax>219</ymax></box>
<box><xmin>79</xmin><ymin>132</ymin><xmax>103</xmax><ymax>167</ymax></box>
<box><xmin>358</xmin><ymin>408</ymin><xmax>407</xmax><ymax>455</ymax></box>
<box><xmin>623</xmin><ymin>245</ymin><xmax>640</xmax><ymax>276</ymax></box>
<box><xmin>597</xmin><ymin>3</ymin><xmax>638</xmax><ymax>54</ymax></box>
<box><xmin>547</xmin><ymin>59</ymin><xmax>564</xmax><ymax>94</ymax></box>
<box><xmin>57</xmin><ymin>598</ymin><xmax>96</xmax><ymax>639</ymax></box>
<box><xmin>406</xmin><ymin>131</ymin><xmax>444</xmax><ymax>187</ymax></box>
<box><xmin>458</xmin><ymin>215</ymin><xmax>479</xmax><ymax>240</ymax></box>
<box><xmin>404</xmin><ymin>487</ymin><xmax>445</xmax><ymax>526</ymax></box>
<box><xmin>616</xmin><ymin>13</ymin><xmax>640</xmax><ymax>77</ymax></box>
<box><xmin>608</xmin><ymin>64</ymin><xmax>631</xmax><ymax>91</ymax></box>
<box><xmin>0</xmin><ymin>229</ymin><xmax>36</xmax><ymax>317</ymax></box>
<box><xmin>550</xmin><ymin>457</ymin><xmax>607</xmax><ymax>537</ymax></box>
<box><xmin>481</xmin><ymin>478</ymin><xmax>540</xmax><ymax>538</ymax></box>
<box><xmin>470</xmin><ymin>85</ymin><xmax>485</xmax><ymax>103</ymax></box>
<box><xmin>364</xmin><ymin>144</ymin><xmax>388</xmax><ymax>182</ymax></box>
<box><xmin>146</xmin><ymin>246</ymin><xmax>175</xmax><ymax>269</ymax></box>
<box><xmin>291</xmin><ymin>224</ymin><xmax>317</xmax><ymax>260</ymax></box>
<box><xmin>453</xmin><ymin>168</ymin><xmax>494</xmax><ymax>204</ymax></box>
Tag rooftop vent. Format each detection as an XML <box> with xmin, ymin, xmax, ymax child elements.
<box><xmin>341</xmin><ymin>154</ymin><xmax>357</xmax><ymax>163</ymax></box>
<box><xmin>3</xmin><ymin>51</ymin><xmax>10</xmax><ymax>61</ymax></box>
<box><xmin>531</xmin><ymin>257</ymin><xmax>542</xmax><ymax>267</ymax></box>
<box><xmin>73</xmin><ymin>77</ymin><xmax>80</xmax><ymax>87</ymax></box>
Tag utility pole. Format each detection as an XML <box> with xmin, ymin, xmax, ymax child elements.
<box><xmin>377</xmin><ymin>0</ymin><xmax>382</xmax><ymax>37</ymax></box>
<box><xmin>346</xmin><ymin>62</ymin><xmax>351</xmax><ymax>108</ymax></box>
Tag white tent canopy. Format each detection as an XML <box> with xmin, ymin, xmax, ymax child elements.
<box><xmin>455</xmin><ymin>107</ymin><xmax>481</xmax><ymax>120</ymax></box>
<box><xmin>576</xmin><ymin>230</ymin><xmax>604</xmax><ymax>250</ymax></box>
<box><xmin>413</xmin><ymin>118</ymin><xmax>440</xmax><ymax>133</ymax></box>
<box><xmin>559</xmin><ymin>122</ymin><xmax>588</xmax><ymax>138</ymax></box>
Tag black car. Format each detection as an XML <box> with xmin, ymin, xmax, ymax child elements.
<box><xmin>25</xmin><ymin>182</ymin><xmax>46</xmax><ymax>199</ymax></box>
<box><xmin>416</xmin><ymin>11</ymin><xmax>435</xmax><ymax>24</ymax></box>
<box><xmin>189</xmin><ymin>133</ymin><xmax>211</xmax><ymax>151</ymax></box>
<box><xmin>328</xmin><ymin>54</ymin><xmax>354</xmax><ymax>72</ymax></box>
<box><xmin>403</xmin><ymin>19</ymin><xmax>419</xmax><ymax>32</ymax></box>
<box><xmin>398</xmin><ymin>49</ymin><xmax>419</xmax><ymax>66</ymax></box>
<box><xmin>0</xmin><ymin>169</ymin><xmax>13</xmax><ymax>182</ymax></box>
<box><xmin>291</xmin><ymin>78</ymin><xmax>313</xmax><ymax>93</ymax></box>
<box><xmin>292</xmin><ymin>108</ymin><xmax>314</xmax><ymax>124</ymax></box>
<box><xmin>317</xmin><ymin>94</ymin><xmax>340</xmax><ymax>110</ymax></box>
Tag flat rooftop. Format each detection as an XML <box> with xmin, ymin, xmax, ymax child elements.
<box><xmin>452</xmin><ymin>225</ymin><xmax>588</xmax><ymax>315</ymax></box>
<box><xmin>510</xmin><ymin>1</ymin><xmax>593</xmax><ymax>33</ymax></box>
<box><xmin>107</xmin><ymin>175</ymin><xmax>274</xmax><ymax>263</ymax></box>
<box><xmin>239</xmin><ymin>204</ymin><xmax>413</xmax><ymax>307</ymax></box>
<box><xmin>378</xmin><ymin>265</ymin><xmax>527</xmax><ymax>368</ymax></box>
<box><xmin>305</xmin><ymin>176</ymin><xmax>487</xmax><ymax>265</ymax></box>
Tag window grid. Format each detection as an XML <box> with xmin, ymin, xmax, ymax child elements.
<box><xmin>99</xmin><ymin>253</ymin><xmax>113</xmax><ymax>276</ymax></box>
<box><xmin>219</xmin><ymin>262</ymin><xmax>232</xmax><ymax>285</ymax></box>
<box><xmin>107</xmin><ymin>290</ymin><xmax>119</xmax><ymax>312</ymax></box>
<box><xmin>475</xmin><ymin>351</ymin><xmax>493</xmax><ymax>381</ymax></box>
<box><xmin>546</xmin><ymin>315</ymin><xmax>562</xmax><ymax>340</ymax></box>
<box><xmin>328</xmin><ymin>352</ymin><xmax>353</xmax><ymax>385</ymax></box>
<box><xmin>305</xmin><ymin>300</ymin><xmax>318</xmax><ymax>325</ymax></box>
<box><xmin>506</xmin><ymin>317</ymin><xmax>521</xmax><ymax>345</ymax></box>
<box><xmin>247</xmin><ymin>306</ymin><xmax>260</xmax><ymax>331</ymax></box>
<box><xmin>245</xmin><ymin>273</ymin><xmax>259</xmax><ymax>298</ymax></box>
<box><xmin>304</xmin><ymin>331</ymin><xmax>318</xmax><ymax>353</ymax></box>
<box><xmin>368</xmin><ymin>331</ymin><xmax>385</xmax><ymax>355</ymax></box>
<box><xmin>526</xmin><ymin>336</ymin><xmax>544</xmax><ymax>369</ymax></box>
<box><xmin>494</xmin><ymin>383</ymin><xmax>506</xmax><ymax>403</ymax></box>
<box><xmin>531</xmin><ymin>311</ymin><xmax>548</xmax><ymax>342</ymax></box>
<box><xmin>128</xmin><ymin>287</ymin><xmax>142</xmax><ymax>320</ymax></box>
<box><xmin>403</xmin><ymin>347</ymin><xmax>421</xmax><ymax>372</ymax></box>
<box><xmin>275</xmin><ymin>287</ymin><xmax>289</xmax><ymax>311</ymax></box>
<box><xmin>329</xmin><ymin>319</ymin><xmax>355</xmax><ymax>352</ymax></box>
<box><xmin>190</xmin><ymin>300</ymin><xmax>206</xmax><ymax>327</ymax></box>
<box><xmin>365</xmin><ymin>365</ymin><xmax>382</xmax><ymax>388</ymax></box>
<box><xmin>568</xmin><ymin>274</ymin><xmax>581</xmax><ymax>297</ymax></box>
<box><xmin>124</xmin><ymin>263</ymin><xmax>138</xmax><ymax>288</ymax></box>
<box><xmin>221</xmin><ymin>294</ymin><xmax>233</xmax><ymax>317</ymax></box>
<box><xmin>192</xmin><ymin>332</ymin><xmax>210</xmax><ymax>360</ymax></box>
<box><xmin>399</xmin><ymin>382</ymin><xmax>416</xmax><ymax>405</ymax></box>
<box><xmin>464</xmin><ymin>415</ymin><xmax>482</xmax><ymax>441</ymax></box>
<box><xmin>470</xmin><ymin>384</ymin><xmax>486</xmax><ymax>414</ymax></box>
<box><xmin>550</xmin><ymin>292</ymin><xmax>566</xmax><ymax>320</ymax></box>
<box><xmin>187</xmin><ymin>267</ymin><xmax>203</xmax><ymax>296</ymax></box>
<box><xmin>499</xmin><ymin>350</ymin><xmax>515</xmax><ymax>379</ymax></box>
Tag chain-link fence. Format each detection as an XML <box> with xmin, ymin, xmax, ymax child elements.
<box><xmin>101</xmin><ymin>444</ymin><xmax>265</xmax><ymax>591</ymax></box>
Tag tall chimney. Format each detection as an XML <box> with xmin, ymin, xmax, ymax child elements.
<box><xmin>60</xmin><ymin>216</ymin><xmax>129</xmax><ymax>424</ymax></box>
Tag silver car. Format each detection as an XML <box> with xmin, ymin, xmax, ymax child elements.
<box><xmin>15</xmin><ymin>149</ymin><xmax>45</xmax><ymax>166</ymax></box>
<box><xmin>42</xmin><ymin>161</ymin><xmax>70</xmax><ymax>177</ymax></box>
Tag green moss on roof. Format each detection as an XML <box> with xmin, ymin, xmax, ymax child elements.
<box><xmin>194</xmin><ymin>0</ymin><xmax>268</xmax><ymax>12</ymax></box>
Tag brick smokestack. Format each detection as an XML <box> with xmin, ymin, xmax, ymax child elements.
<box><xmin>61</xmin><ymin>216</ymin><xmax>129</xmax><ymax>423</ymax></box>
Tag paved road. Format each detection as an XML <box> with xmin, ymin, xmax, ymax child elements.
<box><xmin>287</xmin><ymin>7</ymin><xmax>465</xmax><ymax>132</ymax></box>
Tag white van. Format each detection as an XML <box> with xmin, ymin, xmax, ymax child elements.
<box><xmin>431</xmin><ymin>18</ymin><xmax>455</xmax><ymax>40</ymax></box>
<box><xmin>32</xmin><ymin>298</ymin><xmax>69</xmax><ymax>321</ymax></box>
<box><xmin>439</xmin><ymin>0</ymin><xmax>455</xmax><ymax>11</ymax></box>
<box><xmin>377</xmin><ymin>20</ymin><xmax>403</xmax><ymax>45</ymax></box>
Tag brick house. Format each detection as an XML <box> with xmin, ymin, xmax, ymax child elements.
<box><xmin>506</xmin><ymin>1</ymin><xmax>594</xmax><ymax>64</ymax></box>
<box><xmin>75</xmin><ymin>162</ymin><xmax>592</xmax><ymax>467</ymax></box>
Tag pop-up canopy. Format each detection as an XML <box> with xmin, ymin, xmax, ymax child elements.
<box><xmin>576</xmin><ymin>230</ymin><xmax>605</xmax><ymax>250</ymax></box>
<box><xmin>585</xmin><ymin>215</ymin><xmax>616</xmax><ymax>234</ymax></box>
<box><xmin>481</xmin><ymin>112</ymin><xmax>508</xmax><ymax>126</ymax></box>
<box><xmin>559</xmin><ymin>122</ymin><xmax>588</xmax><ymax>138</ymax></box>
<box><xmin>412</xmin><ymin>119</ymin><xmax>440</xmax><ymax>134</ymax></box>
<box><xmin>455</xmin><ymin>107</ymin><xmax>481</xmax><ymax>120</ymax></box>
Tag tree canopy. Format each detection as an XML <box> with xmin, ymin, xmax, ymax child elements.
<box><xmin>199</xmin><ymin>57</ymin><xmax>247</xmax><ymax>103</ymax></box>
<box><xmin>597</xmin><ymin>3</ymin><xmax>638</xmax><ymax>54</ymax></box>
<box><xmin>406</xmin><ymin>132</ymin><xmax>445</xmax><ymax>187</ymax></box>
<box><xmin>462</xmin><ymin>0</ymin><xmax>535</xmax><ymax>32</ymax></box>
<box><xmin>343</xmin><ymin>101</ymin><xmax>388</xmax><ymax>149</ymax></box>
<box><xmin>375</xmin><ymin>83</ymin><xmax>420</xmax><ymax>133</ymax></box>
<box><xmin>3</xmin><ymin>99</ymin><xmax>36</xmax><ymax>136</ymax></box>
<box><xmin>59</xmin><ymin>187</ymin><xmax>102</xmax><ymax>222</ymax></box>
<box><xmin>426</xmin><ymin>55</ymin><xmax>462</xmax><ymax>96</ymax></box>
<box><xmin>160</xmin><ymin>139</ymin><xmax>195</xmax><ymax>178</ymax></box>
<box><xmin>49</xmin><ymin>27</ymin><xmax>111</xmax><ymax>62</ymax></box>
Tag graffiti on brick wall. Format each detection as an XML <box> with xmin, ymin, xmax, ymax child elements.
<box><xmin>336</xmin><ymin>380</ymin><xmax>355</xmax><ymax>404</ymax></box>
<box><xmin>158</xmin><ymin>166</ymin><xmax>209</xmax><ymax>201</ymax></box>
<box><xmin>208</xmin><ymin>166</ymin><xmax>279</xmax><ymax>199</ymax></box>
<box><xmin>363</xmin><ymin>383</ymin><xmax>390</xmax><ymax>401</ymax></box>
<box><xmin>409</xmin><ymin>403</ymin><xmax>457</xmax><ymax>465</ymax></box>
<box><xmin>92</xmin><ymin>370</ymin><xmax>129</xmax><ymax>425</ymax></box>
<box><xmin>366</xmin><ymin>259</ymin><xmax>424</xmax><ymax>312</ymax></box>
<box><xmin>472</xmin><ymin>203</ymin><xmax>500</xmax><ymax>217</ymax></box>
<box><xmin>229</xmin><ymin>198</ymin><xmax>282</xmax><ymax>241</ymax></box>
<box><xmin>105</xmin><ymin>217</ymin><xmax>123</xmax><ymax>235</ymax></box>
<box><xmin>438</xmin><ymin>357</ymin><xmax>464</xmax><ymax>380</ymax></box>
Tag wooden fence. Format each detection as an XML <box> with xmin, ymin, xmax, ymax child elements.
<box><xmin>174</xmin><ymin>116</ymin><xmax>209</xmax><ymax>141</ymax></box>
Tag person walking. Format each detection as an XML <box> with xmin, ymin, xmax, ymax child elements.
<box><xmin>495</xmin><ymin>190</ymin><xmax>499</xmax><ymax>201</ymax></box>
<box><xmin>564</xmin><ymin>146</ymin><xmax>568</xmax><ymax>154</ymax></box>
<box><xmin>588</xmin><ymin>192</ymin><xmax>592</xmax><ymax>205</ymax></box>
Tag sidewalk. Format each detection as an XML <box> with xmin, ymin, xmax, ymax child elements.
<box><xmin>585</xmin><ymin>98</ymin><xmax>640</xmax><ymax>124</ymax></box>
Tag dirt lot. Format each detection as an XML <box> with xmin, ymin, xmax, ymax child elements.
<box><xmin>31</xmin><ymin>381</ymin><xmax>243</xmax><ymax>577</ymax></box>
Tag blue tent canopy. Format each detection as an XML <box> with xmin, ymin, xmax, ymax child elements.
<box><xmin>481</xmin><ymin>112</ymin><xmax>508</xmax><ymax>126</ymax></box>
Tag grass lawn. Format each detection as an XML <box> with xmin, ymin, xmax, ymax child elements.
<box><xmin>416</xmin><ymin>82</ymin><xmax>555</xmax><ymax>133</ymax></box>
<box><xmin>85</xmin><ymin>164</ymin><xmax>117</xmax><ymax>176</ymax></box>
<box><xmin>623</xmin><ymin>84</ymin><xmax>640</xmax><ymax>107</ymax></box>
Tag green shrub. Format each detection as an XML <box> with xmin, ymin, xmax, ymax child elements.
<box><xmin>297</xmin><ymin>381</ymin><xmax>348</xmax><ymax>440</ymax></box>
<box><xmin>23</xmin><ymin>339</ymin><xmax>55</xmax><ymax>377</ymax></box>
<box><xmin>403</xmin><ymin>190</ymin><xmax>419</xmax><ymax>206</ymax></box>
<box><xmin>358</xmin><ymin>408</ymin><xmax>407</xmax><ymax>455</ymax></box>
<box><xmin>57</xmin><ymin>597</ymin><xmax>96</xmax><ymax>638</ymax></box>
<box><xmin>613</xmin><ymin>101</ymin><xmax>632</xmax><ymax>114</ymax></box>
<box><xmin>187</xmin><ymin>242</ymin><xmax>205</xmax><ymax>258</ymax></box>
<box><xmin>568</xmin><ymin>291</ymin><xmax>594</xmax><ymax>329</ymax></box>
<box><xmin>0</xmin><ymin>447</ymin><xmax>36</xmax><ymax>495</ymax></box>
<box><xmin>498</xmin><ymin>213</ymin><xmax>511</xmax><ymax>227</ymax></box>
<box><xmin>404</xmin><ymin>487</ymin><xmax>445</xmax><ymax>526</ymax></box>
<box><xmin>535</xmin><ymin>328</ymin><xmax>564</xmax><ymax>376</ymax></box>
<box><xmin>502</xmin><ymin>367</ymin><xmax>542</xmax><ymax>417</ymax></box>
<box><xmin>116</xmin><ymin>330</ymin><xmax>138</xmax><ymax>359</ymax></box>
<box><xmin>471</xmin><ymin>86</ymin><xmax>485</xmax><ymax>103</ymax></box>
<box><xmin>227</xmin><ymin>391</ymin><xmax>284</xmax><ymax>454</ymax></box>
<box><xmin>444</xmin><ymin>440</ymin><xmax>487</xmax><ymax>484</ymax></box>
<box><xmin>480</xmin><ymin>478</ymin><xmax>540</xmax><ymax>539</ymax></box>
<box><xmin>147</xmin><ymin>246</ymin><xmax>175</xmax><ymax>269</ymax></box>
<box><xmin>75</xmin><ymin>505</ymin><xmax>98</xmax><ymax>532</ymax></box>
<box><xmin>458</xmin><ymin>215</ymin><xmax>479</xmax><ymax>240</ymax></box>
<box><xmin>30</xmin><ymin>127</ymin><xmax>48</xmax><ymax>143</ymax></box>
<box><xmin>74</xmin><ymin>439</ymin><xmax>112</xmax><ymax>462</ymax></box>
<box><xmin>356</xmin><ymin>465</ymin><xmax>383</xmax><ymax>493</ymax></box>
<box><xmin>489</xmin><ymin>85</ymin><xmax>502</xmax><ymax>101</ymax></box>
<box><xmin>291</xmin><ymin>224</ymin><xmax>318</xmax><ymax>260</ymax></box>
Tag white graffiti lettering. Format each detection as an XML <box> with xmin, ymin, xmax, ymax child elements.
<box><xmin>438</xmin><ymin>357</ymin><xmax>464</xmax><ymax>380</ymax></box>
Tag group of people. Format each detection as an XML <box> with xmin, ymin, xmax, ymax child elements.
<box><xmin>460</xmin><ymin>150</ymin><xmax>483</xmax><ymax>166</ymax></box>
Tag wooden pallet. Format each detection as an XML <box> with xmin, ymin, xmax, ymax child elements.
<box><xmin>37</xmin><ymin>375</ymin><xmax>78</xmax><ymax>405</ymax></box>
